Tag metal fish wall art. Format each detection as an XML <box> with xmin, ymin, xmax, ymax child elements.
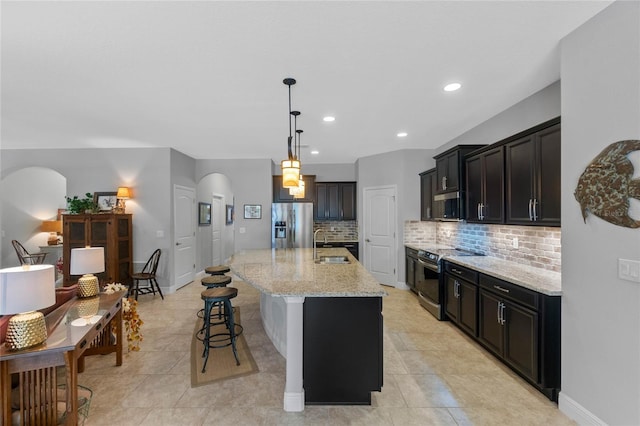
<box><xmin>574</xmin><ymin>140</ymin><xmax>640</xmax><ymax>228</ymax></box>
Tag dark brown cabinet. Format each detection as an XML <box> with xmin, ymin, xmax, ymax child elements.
<box><xmin>434</xmin><ymin>145</ymin><xmax>485</xmax><ymax>194</ymax></box>
<box><xmin>419</xmin><ymin>169</ymin><xmax>436</xmax><ymax>221</ymax></box>
<box><xmin>444</xmin><ymin>262</ymin><xmax>479</xmax><ymax>337</ymax></box>
<box><xmin>505</xmin><ymin>122</ymin><xmax>561</xmax><ymax>225</ymax></box>
<box><xmin>405</xmin><ymin>247</ymin><xmax>418</xmax><ymax>291</ymax></box>
<box><xmin>466</xmin><ymin>147</ymin><xmax>504</xmax><ymax>223</ymax></box>
<box><xmin>303</xmin><ymin>297</ymin><xmax>383</xmax><ymax>404</ymax></box>
<box><xmin>62</xmin><ymin>213</ymin><xmax>133</xmax><ymax>287</ymax></box>
<box><xmin>314</xmin><ymin>182</ymin><xmax>356</xmax><ymax>221</ymax></box>
<box><xmin>272</xmin><ymin>175</ymin><xmax>316</xmax><ymax>203</ymax></box>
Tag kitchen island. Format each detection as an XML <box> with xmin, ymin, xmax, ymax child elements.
<box><xmin>228</xmin><ymin>247</ymin><xmax>386</xmax><ymax>412</ymax></box>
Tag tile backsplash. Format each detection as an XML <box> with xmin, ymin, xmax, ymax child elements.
<box><xmin>404</xmin><ymin>221</ymin><xmax>561</xmax><ymax>272</ymax></box>
<box><xmin>314</xmin><ymin>221</ymin><xmax>358</xmax><ymax>242</ymax></box>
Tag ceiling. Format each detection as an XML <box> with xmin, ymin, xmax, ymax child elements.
<box><xmin>1</xmin><ymin>1</ymin><xmax>613</xmax><ymax>164</ymax></box>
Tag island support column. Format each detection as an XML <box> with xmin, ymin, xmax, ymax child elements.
<box><xmin>283</xmin><ymin>296</ymin><xmax>305</xmax><ymax>412</ymax></box>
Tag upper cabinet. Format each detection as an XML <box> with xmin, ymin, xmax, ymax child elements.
<box><xmin>434</xmin><ymin>145</ymin><xmax>485</xmax><ymax>194</ymax></box>
<box><xmin>466</xmin><ymin>147</ymin><xmax>504</xmax><ymax>223</ymax></box>
<box><xmin>419</xmin><ymin>169</ymin><xmax>436</xmax><ymax>221</ymax></box>
<box><xmin>315</xmin><ymin>182</ymin><xmax>357</xmax><ymax>221</ymax></box>
<box><xmin>505</xmin><ymin>122</ymin><xmax>561</xmax><ymax>226</ymax></box>
<box><xmin>273</xmin><ymin>175</ymin><xmax>316</xmax><ymax>203</ymax></box>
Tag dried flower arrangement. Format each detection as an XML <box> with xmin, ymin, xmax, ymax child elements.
<box><xmin>103</xmin><ymin>283</ymin><xmax>143</xmax><ymax>351</ymax></box>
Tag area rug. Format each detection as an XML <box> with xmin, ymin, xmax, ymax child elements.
<box><xmin>190</xmin><ymin>307</ymin><xmax>259</xmax><ymax>387</ymax></box>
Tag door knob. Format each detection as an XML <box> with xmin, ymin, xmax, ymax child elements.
<box><xmin>365</xmin><ymin>239</ymin><xmax>371</xmax><ymax>242</ymax></box>
<box><xmin>176</xmin><ymin>242</ymin><xmax>182</xmax><ymax>246</ymax></box>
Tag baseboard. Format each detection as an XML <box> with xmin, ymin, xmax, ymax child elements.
<box><xmin>395</xmin><ymin>281</ymin><xmax>410</xmax><ymax>290</ymax></box>
<box><xmin>558</xmin><ymin>392</ymin><xmax>606</xmax><ymax>425</ymax></box>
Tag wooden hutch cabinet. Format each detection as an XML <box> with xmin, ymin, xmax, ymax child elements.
<box><xmin>62</xmin><ymin>213</ymin><xmax>133</xmax><ymax>287</ymax></box>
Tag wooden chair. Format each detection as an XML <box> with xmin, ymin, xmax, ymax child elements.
<box><xmin>129</xmin><ymin>249</ymin><xmax>163</xmax><ymax>300</ymax></box>
<box><xmin>11</xmin><ymin>240</ymin><xmax>47</xmax><ymax>265</ymax></box>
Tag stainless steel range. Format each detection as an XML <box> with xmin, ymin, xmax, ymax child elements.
<box><xmin>415</xmin><ymin>247</ymin><xmax>483</xmax><ymax>320</ymax></box>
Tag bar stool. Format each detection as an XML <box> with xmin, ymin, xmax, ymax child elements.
<box><xmin>201</xmin><ymin>275</ymin><xmax>231</xmax><ymax>289</ymax></box>
<box><xmin>197</xmin><ymin>275</ymin><xmax>233</xmax><ymax>321</ymax></box>
<box><xmin>197</xmin><ymin>287</ymin><xmax>240</xmax><ymax>373</ymax></box>
<box><xmin>205</xmin><ymin>265</ymin><xmax>230</xmax><ymax>276</ymax></box>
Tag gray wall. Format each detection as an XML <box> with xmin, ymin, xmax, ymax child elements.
<box><xmin>560</xmin><ymin>2</ymin><xmax>640</xmax><ymax>424</ymax></box>
<box><xmin>299</xmin><ymin>163</ymin><xmax>356</xmax><ymax>182</ymax></box>
<box><xmin>196</xmin><ymin>172</ymin><xmax>234</xmax><ymax>270</ymax></box>
<box><xmin>1</xmin><ymin>148</ymin><xmax>174</xmax><ymax>289</ymax></box>
<box><xmin>435</xmin><ymin>80</ymin><xmax>561</xmax><ymax>156</ymax></box>
<box><xmin>357</xmin><ymin>149</ymin><xmax>435</xmax><ymax>285</ymax></box>
<box><xmin>196</xmin><ymin>159</ymin><xmax>273</xmax><ymax>253</ymax></box>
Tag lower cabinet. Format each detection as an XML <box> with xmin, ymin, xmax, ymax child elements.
<box><xmin>444</xmin><ymin>262</ymin><xmax>479</xmax><ymax>337</ymax></box>
<box><xmin>405</xmin><ymin>247</ymin><xmax>418</xmax><ymax>291</ymax></box>
<box><xmin>303</xmin><ymin>297</ymin><xmax>383</xmax><ymax>405</ymax></box>
<box><xmin>444</xmin><ymin>261</ymin><xmax>561</xmax><ymax>401</ymax></box>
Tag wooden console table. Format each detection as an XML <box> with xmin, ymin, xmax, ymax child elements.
<box><xmin>1</xmin><ymin>291</ymin><xmax>125</xmax><ymax>425</ymax></box>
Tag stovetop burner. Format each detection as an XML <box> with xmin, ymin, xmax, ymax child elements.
<box><xmin>417</xmin><ymin>247</ymin><xmax>484</xmax><ymax>263</ymax></box>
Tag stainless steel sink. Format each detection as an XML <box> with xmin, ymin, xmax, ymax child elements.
<box><xmin>315</xmin><ymin>255</ymin><xmax>351</xmax><ymax>264</ymax></box>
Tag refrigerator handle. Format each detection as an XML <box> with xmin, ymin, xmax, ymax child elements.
<box><xmin>291</xmin><ymin>209</ymin><xmax>296</xmax><ymax>244</ymax></box>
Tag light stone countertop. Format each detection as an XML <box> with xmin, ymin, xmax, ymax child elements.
<box><xmin>404</xmin><ymin>243</ymin><xmax>562</xmax><ymax>296</ymax></box>
<box><xmin>228</xmin><ymin>248</ymin><xmax>387</xmax><ymax>297</ymax></box>
<box><xmin>445</xmin><ymin>256</ymin><xmax>561</xmax><ymax>296</ymax></box>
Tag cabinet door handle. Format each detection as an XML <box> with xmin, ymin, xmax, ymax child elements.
<box><xmin>528</xmin><ymin>199</ymin><xmax>533</xmax><ymax>221</ymax></box>
<box><xmin>500</xmin><ymin>302</ymin><xmax>506</xmax><ymax>325</ymax></box>
<box><xmin>477</xmin><ymin>203</ymin><xmax>481</xmax><ymax>220</ymax></box>
<box><xmin>497</xmin><ymin>301</ymin><xmax>501</xmax><ymax>324</ymax></box>
<box><xmin>480</xmin><ymin>203</ymin><xmax>485</xmax><ymax>220</ymax></box>
<box><xmin>493</xmin><ymin>285</ymin><xmax>510</xmax><ymax>294</ymax></box>
<box><xmin>442</xmin><ymin>176</ymin><xmax>447</xmax><ymax>191</ymax></box>
<box><xmin>532</xmin><ymin>199</ymin><xmax>538</xmax><ymax>221</ymax></box>
<box><xmin>451</xmin><ymin>268</ymin><xmax>463</xmax><ymax>276</ymax></box>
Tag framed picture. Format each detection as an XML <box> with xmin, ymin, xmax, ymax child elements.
<box><xmin>198</xmin><ymin>202</ymin><xmax>211</xmax><ymax>225</ymax></box>
<box><xmin>226</xmin><ymin>204</ymin><xmax>234</xmax><ymax>225</ymax></box>
<box><xmin>94</xmin><ymin>192</ymin><xmax>117</xmax><ymax>212</ymax></box>
<box><xmin>244</xmin><ymin>204</ymin><xmax>262</xmax><ymax>219</ymax></box>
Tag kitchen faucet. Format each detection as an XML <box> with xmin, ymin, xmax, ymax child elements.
<box><xmin>313</xmin><ymin>229</ymin><xmax>327</xmax><ymax>260</ymax></box>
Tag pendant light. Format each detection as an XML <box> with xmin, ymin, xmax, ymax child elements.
<box><xmin>291</xmin><ymin>129</ymin><xmax>306</xmax><ymax>198</ymax></box>
<box><xmin>281</xmin><ymin>78</ymin><xmax>301</xmax><ymax>188</ymax></box>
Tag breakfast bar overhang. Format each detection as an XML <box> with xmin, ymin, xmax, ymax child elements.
<box><xmin>229</xmin><ymin>247</ymin><xmax>387</xmax><ymax>412</ymax></box>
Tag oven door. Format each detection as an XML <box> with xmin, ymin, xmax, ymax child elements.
<box><xmin>415</xmin><ymin>258</ymin><xmax>444</xmax><ymax>320</ymax></box>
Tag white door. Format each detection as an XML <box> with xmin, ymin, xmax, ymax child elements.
<box><xmin>363</xmin><ymin>186</ymin><xmax>397</xmax><ymax>286</ymax></box>
<box><xmin>212</xmin><ymin>195</ymin><xmax>224</xmax><ymax>266</ymax></box>
<box><xmin>174</xmin><ymin>185</ymin><xmax>196</xmax><ymax>288</ymax></box>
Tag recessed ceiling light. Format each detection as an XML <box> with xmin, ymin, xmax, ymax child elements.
<box><xmin>444</xmin><ymin>82</ymin><xmax>462</xmax><ymax>92</ymax></box>
<box><xmin>323</xmin><ymin>116</ymin><xmax>335</xmax><ymax>122</ymax></box>
<box><xmin>311</xmin><ymin>150</ymin><xmax>319</xmax><ymax>155</ymax></box>
<box><xmin>397</xmin><ymin>132</ymin><xmax>408</xmax><ymax>138</ymax></box>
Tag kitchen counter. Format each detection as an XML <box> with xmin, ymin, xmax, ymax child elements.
<box><xmin>228</xmin><ymin>247</ymin><xmax>385</xmax><ymax>297</ymax></box>
<box><xmin>446</xmin><ymin>255</ymin><xmax>561</xmax><ymax>296</ymax></box>
<box><xmin>404</xmin><ymin>244</ymin><xmax>561</xmax><ymax>296</ymax></box>
<box><xmin>228</xmin><ymin>248</ymin><xmax>385</xmax><ymax>412</ymax></box>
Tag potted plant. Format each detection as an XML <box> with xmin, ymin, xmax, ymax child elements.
<box><xmin>65</xmin><ymin>193</ymin><xmax>98</xmax><ymax>214</ymax></box>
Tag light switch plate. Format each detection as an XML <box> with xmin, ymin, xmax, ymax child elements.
<box><xmin>619</xmin><ymin>259</ymin><xmax>640</xmax><ymax>283</ymax></box>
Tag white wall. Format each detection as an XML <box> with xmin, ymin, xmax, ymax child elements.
<box><xmin>559</xmin><ymin>2</ymin><xmax>640</xmax><ymax>424</ymax></box>
<box><xmin>196</xmin><ymin>172</ymin><xmax>234</xmax><ymax>269</ymax></box>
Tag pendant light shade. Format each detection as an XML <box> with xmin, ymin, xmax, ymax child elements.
<box><xmin>281</xmin><ymin>78</ymin><xmax>303</xmax><ymax>188</ymax></box>
<box><xmin>290</xmin><ymin>128</ymin><xmax>306</xmax><ymax>198</ymax></box>
<box><xmin>282</xmin><ymin>158</ymin><xmax>301</xmax><ymax>188</ymax></box>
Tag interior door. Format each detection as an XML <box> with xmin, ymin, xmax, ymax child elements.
<box><xmin>174</xmin><ymin>185</ymin><xmax>196</xmax><ymax>289</ymax></box>
<box><xmin>212</xmin><ymin>195</ymin><xmax>223</xmax><ymax>266</ymax></box>
<box><xmin>363</xmin><ymin>186</ymin><xmax>396</xmax><ymax>286</ymax></box>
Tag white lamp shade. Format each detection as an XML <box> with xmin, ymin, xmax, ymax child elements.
<box><xmin>70</xmin><ymin>247</ymin><xmax>105</xmax><ymax>275</ymax></box>
<box><xmin>0</xmin><ymin>264</ymin><xmax>56</xmax><ymax>314</ymax></box>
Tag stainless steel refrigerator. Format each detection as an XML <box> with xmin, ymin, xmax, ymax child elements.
<box><xmin>271</xmin><ymin>203</ymin><xmax>314</xmax><ymax>249</ymax></box>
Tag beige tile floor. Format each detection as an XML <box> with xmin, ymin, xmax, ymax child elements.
<box><xmin>79</xmin><ymin>278</ymin><xmax>574</xmax><ymax>425</ymax></box>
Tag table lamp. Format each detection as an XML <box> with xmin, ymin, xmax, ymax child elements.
<box><xmin>41</xmin><ymin>220</ymin><xmax>62</xmax><ymax>245</ymax></box>
<box><xmin>70</xmin><ymin>247</ymin><xmax>105</xmax><ymax>297</ymax></box>
<box><xmin>0</xmin><ymin>264</ymin><xmax>55</xmax><ymax>350</ymax></box>
<box><xmin>116</xmin><ymin>186</ymin><xmax>131</xmax><ymax>213</ymax></box>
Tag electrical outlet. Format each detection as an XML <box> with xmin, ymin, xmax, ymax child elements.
<box><xmin>512</xmin><ymin>237</ymin><xmax>519</xmax><ymax>249</ymax></box>
<box><xmin>156</xmin><ymin>230</ymin><xmax>164</xmax><ymax>238</ymax></box>
<box><xmin>619</xmin><ymin>259</ymin><xmax>640</xmax><ymax>283</ymax></box>
<box><xmin>239</xmin><ymin>227</ymin><xmax>246</xmax><ymax>234</ymax></box>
